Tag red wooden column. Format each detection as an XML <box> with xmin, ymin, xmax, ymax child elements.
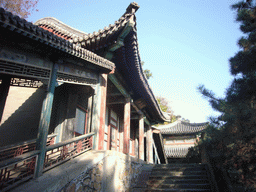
<box><xmin>139</xmin><ymin>115</ymin><xmax>144</xmax><ymax>160</ymax></box>
<box><xmin>98</xmin><ymin>74</ymin><xmax>108</xmax><ymax>150</ymax></box>
<box><xmin>146</xmin><ymin>125</ymin><xmax>153</xmax><ymax>163</ymax></box>
<box><xmin>123</xmin><ymin>97</ymin><xmax>131</xmax><ymax>154</ymax></box>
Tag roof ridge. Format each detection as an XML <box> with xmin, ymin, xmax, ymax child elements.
<box><xmin>124</xmin><ymin>2</ymin><xmax>140</xmax><ymax>15</ymax></box>
<box><xmin>77</xmin><ymin>2</ymin><xmax>139</xmax><ymax>47</ymax></box>
<box><xmin>154</xmin><ymin>120</ymin><xmax>209</xmax><ymax>134</ymax></box>
<box><xmin>155</xmin><ymin>121</ymin><xmax>209</xmax><ymax>129</ymax></box>
<box><xmin>0</xmin><ymin>7</ymin><xmax>115</xmax><ymax>72</ymax></box>
<box><xmin>34</xmin><ymin>17</ymin><xmax>87</xmax><ymax>40</ymax></box>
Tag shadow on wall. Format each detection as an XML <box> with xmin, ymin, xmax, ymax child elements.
<box><xmin>48</xmin><ymin>84</ymin><xmax>93</xmax><ymax>143</ymax></box>
<box><xmin>0</xmin><ymin>86</ymin><xmax>46</xmax><ymax>147</ymax></box>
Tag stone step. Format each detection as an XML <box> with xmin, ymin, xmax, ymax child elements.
<box><xmin>154</xmin><ymin>164</ymin><xmax>206</xmax><ymax>168</ymax></box>
<box><xmin>148</xmin><ymin>178</ymin><xmax>209</xmax><ymax>185</ymax></box>
<box><xmin>147</xmin><ymin>183</ymin><xmax>211</xmax><ymax>189</ymax></box>
<box><xmin>151</xmin><ymin>170</ymin><xmax>208</xmax><ymax>176</ymax></box>
<box><xmin>144</xmin><ymin>188</ymin><xmax>212</xmax><ymax>192</ymax></box>
<box><xmin>148</xmin><ymin>175</ymin><xmax>208</xmax><ymax>180</ymax></box>
<box><xmin>137</xmin><ymin>164</ymin><xmax>213</xmax><ymax>192</ymax></box>
<box><xmin>152</xmin><ymin>167</ymin><xmax>206</xmax><ymax>172</ymax></box>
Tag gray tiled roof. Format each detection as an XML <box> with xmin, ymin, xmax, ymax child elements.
<box><xmin>0</xmin><ymin>8</ymin><xmax>115</xmax><ymax>72</ymax></box>
<box><xmin>34</xmin><ymin>2</ymin><xmax>139</xmax><ymax>52</ymax></box>
<box><xmin>34</xmin><ymin>17</ymin><xmax>87</xmax><ymax>41</ymax></box>
<box><xmin>77</xmin><ymin>2</ymin><xmax>139</xmax><ymax>51</ymax></box>
<box><xmin>164</xmin><ymin>146</ymin><xmax>190</xmax><ymax>158</ymax></box>
<box><xmin>32</xmin><ymin>2</ymin><xmax>171</xmax><ymax>123</ymax></box>
<box><xmin>157</xmin><ymin>120</ymin><xmax>208</xmax><ymax>135</ymax></box>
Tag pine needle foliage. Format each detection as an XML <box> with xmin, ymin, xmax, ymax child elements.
<box><xmin>197</xmin><ymin>1</ymin><xmax>256</xmax><ymax>189</ymax></box>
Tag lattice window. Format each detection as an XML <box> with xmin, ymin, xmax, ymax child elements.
<box><xmin>0</xmin><ymin>59</ymin><xmax>50</xmax><ymax>79</ymax></box>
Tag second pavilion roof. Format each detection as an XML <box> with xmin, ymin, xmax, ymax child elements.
<box><xmin>156</xmin><ymin>120</ymin><xmax>208</xmax><ymax>135</ymax></box>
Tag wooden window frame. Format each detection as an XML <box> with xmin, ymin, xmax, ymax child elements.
<box><xmin>74</xmin><ymin>104</ymin><xmax>88</xmax><ymax>137</ymax></box>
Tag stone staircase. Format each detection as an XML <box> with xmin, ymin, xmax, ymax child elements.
<box><xmin>144</xmin><ymin>163</ymin><xmax>214</xmax><ymax>192</ymax></box>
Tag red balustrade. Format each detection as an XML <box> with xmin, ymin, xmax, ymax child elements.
<box><xmin>0</xmin><ymin>151</ymin><xmax>39</xmax><ymax>191</ymax></box>
<box><xmin>0</xmin><ymin>134</ymin><xmax>56</xmax><ymax>162</ymax></box>
<box><xmin>0</xmin><ymin>133</ymin><xmax>94</xmax><ymax>191</ymax></box>
<box><xmin>43</xmin><ymin>133</ymin><xmax>94</xmax><ymax>171</ymax></box>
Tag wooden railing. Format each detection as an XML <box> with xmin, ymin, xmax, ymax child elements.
<box><xmin>43</xmin><ymin>133</ymin><xmax>94</xmax><ymax>171</ymax></box>
<box><xmin>0</xmin><ymin>150</ymin><xmax>40</xmax><ymax>191</ymax></box>
<box><xmin>0</xmin><ymin>134</ymin><xmax>56</xmax><ymax>162</ymax></box>
<box><xmin>0</xmin><ymin>133</ymin><xmax>94</xmax><ymax>191</ymax></box>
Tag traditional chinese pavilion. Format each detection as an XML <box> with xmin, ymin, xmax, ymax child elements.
<box><xmin>156</xmin><ymin>118</ymin><xmax>208</xmax><ymax>163</ymax></box>
<box><xmin>0</xmin><ymin>2</ymin><xmax>169</xmax><ymax>190</ymax></box>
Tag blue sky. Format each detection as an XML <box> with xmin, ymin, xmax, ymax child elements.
<box><xmin>28</xmin><ymin>0</ymin><xmax>244</xmax><ymax>123</ymax></box>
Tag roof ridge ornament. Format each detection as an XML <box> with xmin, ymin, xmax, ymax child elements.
<box><xmin>126</xmin><ymin>2</ymin><xmax>140</xmax><ymax>14</ymax></box>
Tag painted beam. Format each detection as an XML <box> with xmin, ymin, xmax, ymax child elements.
<box><xmin>131</xmin><ymin>102</ymin><xmax>143</xmax><ymax>116</ymax></box>
<box><xmin>108</xmin><ymin>20</ymin><xmax>135</xmax><ymax>52</ymax></box>
<box><xmin>130</xmin><ymin>114</ymin><xmax>140</xmax><ymax>120</ymax></box>
<box><xmin>106</xmin><ymin>97</ymin><xmax>125</xmax><ymax>105</ymax></box>
<box><xmin>107</xmin><ymin>101</ymin><xmax>125</xmax><ymax>105</ymax></box>
<box><xmin>108</xmin><ymin>74</ymin><xmax>130</xmax><ymax>98</ymax></box>
<box><xmin>108</xmin><ymin>93</ymin><xmax>123</xmax><ymax>97</ymax></box>
<box><xmin>35</xmin><ymin>64</ymin><xmax>57</xmax><ymax>177</ymax></box>
<box><xmin>108</xmin><ymin>74</ymin><xmax>151</xmax><ymax>125</ymax></box>
<box><xmin>144</xmin><ymin>117</ymin><xmax>151</xmax><ymax>126</ymax></box>
<box><xmin>139</xmin><ymin>115</ymin><xmax>144</xmax><ymax>160</ymax></box>
<box><xmin>131</xmin><ymin>102</ymin><xmax>151</xmax><ymax>125</ymax></box>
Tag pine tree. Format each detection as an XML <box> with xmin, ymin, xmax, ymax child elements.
<box><xmin>197</xmin><ymin>1</ymin><xmax>256</xmax><ymax>189</ymax></box>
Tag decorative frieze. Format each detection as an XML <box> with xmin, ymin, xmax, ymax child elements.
<box><xmin>57</xmin><ymin>72</ymin><xmax>97</xmax><ymax>85</ymax></box>
<box><xmin>10</xmin><ymin>78</ymin><xmax>44</xmax><ymax>88</ymax></box>
<box><xmin>0</xmin><ymin>59</ymin><xmax>51</xmax><ymax>80</ymax></box>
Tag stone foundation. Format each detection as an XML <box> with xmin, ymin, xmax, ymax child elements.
<box><xmin>60</xmin><ymin>150</ymin><xmax>146</xmax><ymax>192</ymax></box>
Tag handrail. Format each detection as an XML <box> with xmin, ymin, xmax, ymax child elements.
<box><xmin>0</xmin><ymin>134</ymin><xmax>57</xmax><ymax>152</ymax></box>
<box><xmin>0</xmin><ymin>132</ymin><xmax>95</xmax><ymax>191</ymax></box>
<box><xmin>0</xmin><ymin>150</ymin><xmax>40</xmax><ymax>169</ymax></box>
<box><xmin>43</xmin><ymin>132</ymin><xmax>95</xmax><ymax>171</ymax></box>
<box><xmin>0</xmin><ymin>134</ymin><xmax>57</xmax><ymax>162</ymax></box>
<box><xmin>0</xmin><ymin>133</ymin><xmax>94</xmax><ymax>169</ymax></box>
<box><xmin>46</xmin><ymin>132</ymin><xmax>95</xmax><ymax>151</ymax></box>
<box><xmin>0</xmin><ymin>150</ymin><xmax>39</xmax><ymax>191</ymax></box>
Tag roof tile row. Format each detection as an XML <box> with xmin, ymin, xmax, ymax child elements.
<box><xmin>158</xmin><ymin>120</ymin><xmax>208</xmax><ymax>135</ymax></box>
<box><xmin>164</xmin><ymin>146</ymin><xmax>190</xmax><ymax>158</ymax></box>
<box><xmin>0</xmin><ymin>8</ymin><xmax>115</xmax><ymax>71</ymax></box>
